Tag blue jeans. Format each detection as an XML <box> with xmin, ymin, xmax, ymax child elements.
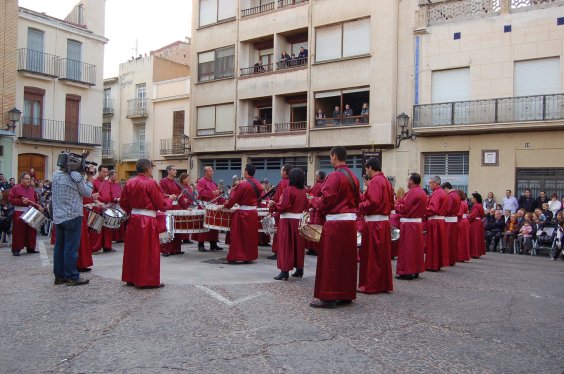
<box><xmin>53</xmin><ymin>216</ymin><xmax>82</xmax><ymax>280</ymax></box>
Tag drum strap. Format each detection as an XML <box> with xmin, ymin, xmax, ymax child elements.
<box><xmin>337</xmin><ymin>168</ymin><xmax>359</xmax><ymax>206</ymax></box>
<box><xmin>247</xmin><ymin>179</ymin><xmax>261</xmax><ymax>199</ymax></box>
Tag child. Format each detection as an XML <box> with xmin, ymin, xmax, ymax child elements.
<box><xmin>518</xmin><ymin>221</ymin><xmax>533</xmax><ymax>255</ymax></box>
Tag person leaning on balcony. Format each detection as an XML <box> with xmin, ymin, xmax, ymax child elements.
<box><xmin>252</xmin><ymin>116</ymin><xmax>262</xmax><ymax>133</ymax></box>
<box><xmin>280</xmin><ymin>51</ymin><xmax>291</xmax><ymax>67</ymax></box>
<box><xmin>343</xmin><ymin>104</ymin><xmax>354</xmax><ymax>124</ymax></box>
<box><xmin>297</xmin><ymin>47</ymin><xmax>308</xmax><ymax>65</ymax></box>
<box><xmin>315</xmin><ymin>109</ymin><xmax>326</xmax><ymax>127</ymax></box>
<box><xmin>253</xmin><ymin>59</ymin><xmax>265</xmax><ymax>73</ymax></box>
<box><xmin>332</xmin><ymin>106</ymin><xmax>341</xmax><ymax>125</ymax></box>
<box><xmin>360</xmin><ymin>103</ymin><xmax>369</xmax><ymax>123</ymax></box>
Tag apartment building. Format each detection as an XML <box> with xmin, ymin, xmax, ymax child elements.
<box><xmin>413</xmin><ymin>0</ymin><xmax>564</xmax><ymax>197</ymax></box>
<box><xmin>14</xmin><ymin>0</ymin><xmax>107</xmax><ymax>181</ymax></box>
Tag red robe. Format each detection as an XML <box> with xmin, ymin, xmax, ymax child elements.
<box><xmin>89</xmin><ymin>176</ymin><xmax>106</xmax><ymax>252</ymax></box>
<box><xmin>224</xmin><ymin>177</ymin><xmax>262</xmax><ymax>262</ymax></box>
<box><xmin>77</xmin><ymin>198</ymin><xmax>93</xmax><ymax>269</ymax></box>
<box><xmin>358</xmin><ymin>173</ymin><xmax>394</xmax><ymax>294</ymax></box>
<box><xmin>456</xmin><ymin>200</ymin><xmax>471</xmax><ymax>262</ymax></box>
<box><xmin>395</xmin><ymin>185</ymin><xmax>427</xmax><ymax>276</ymax></box>
<box><xmin>425</xmin><ymin>186</ymin><xmax>448</xmax><ymax>271</ymax></box>
<box><xmin>270</xmin><ymin>186</ymin><xmax>307</xmax><ymax>272</ymax></box>
<box><xmin>192</xmin><ymin>177</ymin><xmax>221</xmax><ymax>243</ymax></box>
<box><xmin>9</xmin><ymin>184</ymin><xmax>38</xmax><ymax>252</ymax></box>
<box><xmin>158</xmin><ymin>177</ymin><xmax>183</xmax><ymax>254</ymax></box>
<box><xmin>444</xmin><ymin>190</ymin><xmax>461</xmax><ymax>267</ymax></box>
<box><xmin>271</xmin><ymin>177</ymin><xmax>290</xmax><ymax>254</ymax></box>
<box><xmin>304</xmin><ymin>180</ymin><xmax>324</xmax><ymax>252</ymax></box>
<box><xmin>120</xmin><ymin>174</ymin><xmax>167</xmax><ymax>287</ymax></box>
<box><xmin>311</xmin><ymin>165</ymin><xmax>359</xmax><ymax>301</ymax></box>
<box><xmin>468</xmin><ymin>203</ymin><xmax>485</xmax><ymax>258</ymax></box>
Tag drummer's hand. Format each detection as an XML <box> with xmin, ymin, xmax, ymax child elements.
<box><xmin>22</xmin><ymin>197</ymin><xmax>30</xmax><ymax>204</ymax></box>
<box><xmin>169</xmin><ymin>194</ymin><xmax>177</xmax><ymax>200</ymax></box>
<box><xmin>92</xmin><ymin>193</ymin><xmax>99</xmax><ymax>200</ymax></box>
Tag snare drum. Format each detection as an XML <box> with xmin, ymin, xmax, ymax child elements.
<box><xmin>203</xmin><ymin>205</ymin><xmax>235</xmax><ymax>231</ymax></box>
<box><xmin>257</xmin><ymin>208</ymin><xmax>274</xmax><ymax>233</ymax></box>
<box><xmin>86</xmin><ymin>209</ymin><xmax>104</xmax><ymax>233</ymax></box>
<box><xmin>20</xmin><ymin>207</ymin><xmax>47</xmax><ymax>231</ymax></box>
<box><xmin>103</xmin><ymin>208</ymin><xmax>125</xmax><ymax>229</ymax></box>
<box><xmin>157</xmin><ymin>212</ymin><xmax>174</xmax><ymax>244</ymax></box>
<box><xmin>168</xmin><ymin>209</ymin><xmax>208</xmax><ymax>233</ymax></box>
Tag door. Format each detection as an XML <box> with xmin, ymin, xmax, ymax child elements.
<box><xmin>67</xmin><ymin>39</ymin><xmax>82</xmax><ymax>81</ymax></box>
<box><xmin>18</xmin><ymin>154</ymin><xmax>46</xmax><ymax>181</ymax></box>
<box><xmin>23</xmin><ymin>87</ymin><xmax>44</xmax><ymax>139</ymax></box>
<box><xmin>65</xmin><ymin>95</ymin><xmax>80</xmax><ymax>142</ymax></box>
<box><xmin>27</xmin><ymin>28</ymin><xmax>44</xmax><ymax>73</ymax></box>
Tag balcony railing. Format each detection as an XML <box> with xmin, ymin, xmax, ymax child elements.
<box><xmin>242</xmin><ymin>2</ymin><xmax>275</xmax><ymax>17</ymax></box>
<box><xmin>422</xmin><ymin>0</ymin><xmax>501</xmax><ymax>26</ymax></box>
<box><xmin>122</xmin><ymin>142</ymin><xmax>150</xmax><ymax>160</ymax></box>
<box><xmin>278</xmin><ymin>0</ymin><xmax>308</xmax><ymax>8</ymax></box>
<box><xmin>103</xmin><ymin>99</ymin><xmax>114</xmax><ymax>114</ymax></box>
<box><xmin>17</xmin><ymin>49</ymin><xmax>58</xmax><ymax>77</ymax></box>
<box><xmin>127</xmin><ymin>99</ymin><xmax>148</xmax><ymax>118</ymax></box>
<box><xmin>160</xmin><ymin>138</ymin><xmax>188</xmax><ymax>155</ymax></box>
<box><xmin>275</xmin><ymin>121</ymin><xmax>307</xmax><ymax>132</ymax></box>
<box><xmin>240</xmin><ymin>63</ymin><xmax>274</xmax><ymax>76</ymax></box>
<box><xmin>314</xmin><ymin>115</ymin><xmax>369</xmax><ymax>128</ymax></box>
<box><xmin>19</xmin><ymin>117</ymin><xmax>102</xmax><ymax>145</ymax></box>
<box><xmin>276</xmin><ymin>57</ymin><xmax>307</xmax><ymax>70</ymax></box>
<box><xmin>511</xmin><ymin>0</ymin><xmax>561</xmax><ymax>10</ymax></box>
<box><xmin>239</xmin><ymin>124</ymin><xmax>272</xmax><ymax>134</ymax></box>
<box><xmin>413</xmin><ymin>94</ymin><xmax>564</xmax><ymax>128</ymax></box>
<box><xmin>58</xmin><ymin>58</ymin><xmax>96</xmax><ymax>86</ymax></box>
<box><xmin>102</xmin><ymin>140</ymin><xmax>115</xmax><ymax>159</ymax></box>
<box><xmin>197</xmin><ymin>129</ymin><xmax>234</xmax><ymax>137</ymax></box>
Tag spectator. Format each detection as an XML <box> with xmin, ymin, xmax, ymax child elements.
<box><xmin>315</xmin><ymin>109</ymin><xmax>326</xmax><ymax>127</ymax></box>
<box><xmin>541</xmin><ymin>203</ymin><xmax>553</xmax><ymax>223</ymax></box>
<box><xmin>343</xmin><ymin>104</ymin><xmax>353</xmax><ymax>124</ymax></box>
<box><xmin>252</xmin><ymin>116</ymin><xmax>262</xmax><ymax>133</ymax></box>
<box><xmin>548</xmin><ymin>193</ymin><xmax>562</xmax><ymax>216</ymax></box>
<box><xmin>280</xmin><ymin>51</ymin><xmax>291</xmax><ymax>67</ymax></box>
<box><xmin>502</xmin><ymin>189</ymin><xmax>518</xmax><ymax>213</ymax></box>
<box><xmin>517</xmin><ymin>219</ymin><xmax>533</xmax><ymax>255</ymax></box>
<box><xmin>501</xmin><ymin>213</ymin><xmax>519</xmax><ymax>253</ymax></box>
<box><xmin>29</xmin><ymin>168</ymin><xmax>37</xmax><ymax>180</ymax></box>
<box><xmin>518</xmin><ymin>189</ymin><xmax>535</xmax><ymax>212</ymax></box>
<box><xmin>360</xmin><ymin>103</ymin><xmax>369</xmax><ymax>123</ymax></box>
<box><xmin>515</xmin><ymin>209</ymin><xmax>525</xmax><ymax>226</ymax></box>
<box><xmin>332</xmin><ymin>106</ymin><xmax>341</xmax><ymax>125</ymax></box>
<box><xmin>503</xmin><ymin>209</ymin><xmax>511</xmax><ymax>224</ymax></box>
<box><xmin>297</xmin><ymin>46</ymin><xmax>308</xmax><ymax>64</ymax></box>
<box><xmin>534</xmin><ymin>191</ymin><xmax>549</xmax><ymax>210</ymax></box>
<box><xmin>483</xmin><ymin>192</ymin><xmax>496</xmax><ymax>211</ymax></box>
<box><xmin>485</xmin><ymin>209</ymin><xmax>504</xmax><ymax>252</ymax></box>
<box><xmin>550</xmin><ymin>220</ymin><xmax>564</xmax><ymax>260</ymax></box>
<box><xmin>290</xmin><ymin>53</ymin><xmax>297</xmax><ymax>66</ymax></box>
<box><xmin>253</xmin><ymin>59</ymin><xmax>265</xmax><ymax>73</ymax></box>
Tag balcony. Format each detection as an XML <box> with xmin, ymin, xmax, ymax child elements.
<box><xmin>102</xmin><ymin>140</ymin><xmax>116</xmax><ymax>160</ymax></box>
<box><xmin>58</xmin><ymin>58</ymin><xmax>96</xmax><ymax>86</ymax></box>
<box><xmin>160</xmin><ymin>138</ymin><xmax>188</xmax><ymax>156</ymax></box>
<box><xmin>413</xmin><ymin>94</ymin><xmax>564</xmax><ymax>133</ymax></box>
<box><xmin>127</xmin><ymin>99</ymin><xmax>148</xmax><ymax>118</ymax></box>
<box><xmin>122</xmin><ymin>142</ymin><xmax>150</xmax><ymax>160</ymax></box>
<box><xmin>278</xmin><ymin>0</ymin><xmax>308</xmax><ymax>8</ymax></box>
<box><xmin>197</xmin><ymin>129</ymin><xmax>234</xmax><ymax>137</ymax></box>
<box><xmin>19</xmin><ymin>117</ymin><xmax>102</xmax><ymax>146</ymax></box>
<box><xmin>275</xmin><ymin>121</ymin><xmax>307</xmax><ymax>133</ymax></box>
<box><xmin>16</xmin><ymin>49</ymin><xmax>58</xmax><ymax>77</ymax></box>
<box><xmin>511</xmin><ymin>0</ymin><xmax>563</xmax><ymax>11</ymax></box>
<box><xmin>241</xmin><ymin>2</ymin><xmax>275</xmax><ymax>17</ymax></box>
<box><xmin>314</xmin><ymin>115</ymin><xmax>369</xmax><ymax>128</ymax></box>
<box><xmin>103</xmin><ymin>99</ymin><xmax>114</xmax><ymax>115</ymax></box>
<box><xmin>240</xmin><ymin>63</ymin><xmax>274</xmax><ymax>77</ymax></box>
<box><xmin>276</xmin><ymin>57</ymin><xmax>307</xmax><ymax>71</ymax></box>
<box><xmin>239</xmin><ymin>124</ymin><xmax>272</xmax><ymax>134</ymax></box>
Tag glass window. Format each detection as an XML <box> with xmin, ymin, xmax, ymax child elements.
<box><xmin>315</xmin><ymin>18</ymin><xmax>370</xmax><ymax>62</ymax></box>
<box><xmin>197</xmin><ymin>104</ymin><xmax>235</xmax><ymax>135</ymax></box>
<box><xmin>200</xmin><ymin>0</ymin><xmax>235</xmax><ymax>27</ymax></box>
<box><xmin>198</xmin><ymin>46</ymin><xmax>234</xmax><ymax>82</ymax></box>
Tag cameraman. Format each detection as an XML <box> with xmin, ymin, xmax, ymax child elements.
<box><xmin>52</xmin><ymin>160</ymin><xmax>95</xmax><ymax>286</ymax></box>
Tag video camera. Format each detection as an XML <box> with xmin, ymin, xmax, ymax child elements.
<box><xmin>56</xmin><ymin>151</ymin><xmax>98</xmax><ymax>175</ymax></box>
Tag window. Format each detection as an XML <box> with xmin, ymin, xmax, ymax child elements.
<box><xmin>315</xmin><ymin>18</ymin><xmax>370</xmax><ymax>62</ymax></box>
<box><xmin>200</xmin><ymin>158</ymin><xmax>242</xmax><ymax>185</ymax></box>
<box><xmin>136</xmin><ymin>84</ymin><xmax>147</xmax><ymax>110</ymax></box>
<box><xmin>27</xmin><ymin>28</ymin><xmax>44</xmax><ymax>73</ymax></box>
<box><xmin>197</xmin><ymin>103</ymin><xmax>235</xmax><ymax>136</ymax></box>
<box><xmin>103</xmin><ymin>88</ymin><xmax>111</xmax><ymax>111</ymax></box>
<box><xmin>199</xmin><ymin>0</ymin><xmax>236</xmax><ymax>27</ymax></box>
<box><xmin>173</xmin><ymin>110</ymin><xmax>185</xmax><ymax>138</ymax></box>
<box><xmin>251</xmin><ymin>157</ymin><xmax>308</xmax><ymax>185</ymax></box>
<box><xmin>430</xmin><ymin>68</ymin><xmax>470</xmax><ymax>125</ymax></box>
<box><xmin>102</xmin><ymin>123</ymin><xmax>111</xmax><ymax>148</ymax></box>
<box><xmin>314</xmin><ymin>87</ymin><xmax>370</xmax><ymax>126</ymax></box>
<box><xmin>66</xmin><ymin>39</ymin><xmax>82</xmax><ymax>81</ymax></box>
<box><xmin>198</xmin><ymin>46</ymin><xmax>235</xmax><ymax>82</ymax></box>
<box><xmin>423</xmin><ymin>152</ymin><xmax>469</xmax><ymax>193</ymax></box>
<box><xmin>516</xmin><ymin>168</ymin><xmax>564</xmax><ymax>198</ymax></box>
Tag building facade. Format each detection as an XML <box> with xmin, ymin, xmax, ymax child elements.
<box><xmin>14</xmin><ymin>0</ymin><xmax>107</xmax><ymax>181</ymax></box>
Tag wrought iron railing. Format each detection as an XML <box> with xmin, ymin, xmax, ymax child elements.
<box><xmin>239</xmin><ymin>124</ymin><xmax>272</xmax><ymax>134</ymax></box>
<box><xmin>278</xmin><ymin>0</ymin><xmax>308</xmax><ymax>8</ymax></box>
<box><xmin>16</xmin><ymin>49</ymin><xmax>59</xmax><ymax>77</ymax></box>
<box><xmin>160</xmin><ymin>138</ymin><xmax>188</xmax><ymax>155</ymax></box>
<box><xmin>413</xmin><ymin>94</ymin><xmax>564</xmax><ymax>128</ymax></box>
<box><xmin>58</xmin><ymin>58</ymin><xmax>96</xmax><ymax>86</ymax></box>
<box><xmin>102</xmin><ymin>140</ymin><xmax>115</xmax><ymax>159</ymax></box>
<box><xmin>276</xmin><ymin>57</ymin><xmax>307</xmax><ymax>70</ymax></box>
<box><xmin>275</xmin><ymin>121</ymin><xmax>307</xmax><ymax>132</ymax></box>
<box><xmin>197</xmin><ymin>129</ymin><xmax>234</xmax><ymax>137</ymax></box>
<box><xmin>240</xmin><ymin>63</ymin><xmax>274</xmax><ymax>76</ymax></box>
<box><xmin>314</xmin><ymin>115</ymin><xmax>369</xmax><ymax>128</ymax></box>
<box><xmin>103</xmin><ymin>99</ymin><xmax>114</xmax><ymax>114</ymax></box>
<box><xmin>122</xmin><ymin>142</ymin><xmax>150</xmax><ymax>159</ymax></box>
<box><xmin>242</xmin><ymin>2</ymin><xmax>275</xmax><ymax>17</ymax></box>
<box><xmin>19</xmin><ymin>117</ymin><xmax>102</xmax><ymax>145</ymax></box>
<box><xmin>127</xmin><ymin>98</ymin><xmax>148</xmax><ymax>118</ymax></box>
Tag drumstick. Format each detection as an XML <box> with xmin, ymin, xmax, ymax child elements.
<box><xmin>173</xmin><ymin>179</ymin><xmax>204</xmax><ymax>206</ymax></box>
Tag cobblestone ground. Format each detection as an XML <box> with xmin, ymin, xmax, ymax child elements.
<box><xmin>0</xmin><ymin>237</ymin><xmax>563</xmax><ymax>374</ymax></box>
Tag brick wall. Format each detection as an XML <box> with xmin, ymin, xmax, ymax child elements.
<box><xmin>0</xmin><ymin>0</ymin><xmax>18</xmax><ymax>127</ymax></box>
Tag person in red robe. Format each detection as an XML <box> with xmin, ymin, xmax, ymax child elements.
<box><xmin>269</xmin><ymin>168</ymin><xmax>307</xmax><ymax>280</ymax></box>
<box><xmin>310</xmin><ymin>146</ymin><xmax>360</xmax><ymax>309</ymax></box>
<box><xmin>268</xmin><ymin>163</ymin><xmax>292</xmax><ymax>260</ymax></box>
<box><xmin>76</xmin><ymin>197</ymin><xmax>94</xmax><ymax>272</ymax></box>
<box><xmin>120</xmin><ymin>159</ymin><xmax>168</xmax><ymax>288</ymax></box>
<box><xmin>221</xmin><ymin>163</ymin><xmax>262</xmax><ymax>263</ymax></box>
<box><xmin>442</xmin><ymin>182</ymin><xmax>461</xmax><ymax>267</ymax></box>
<box><xmin>357</xmin><ymin>158</ymin><xmax>394</xmax><ymax>294</ymax></box>
<box><xmin>193</xmin><ymin>166</ymin><xmax>223</xmax><ymax>252</ymax></box>
<box><xmin>304</xmin><ymin>170</ymin><xmax>325</xmax><ymax>256</ymax></box>
<box><xmin>456</xmin><ymin>190</ymin><xmax>471</xmax><ymax>262</ymax></box>
<box><xmin>395</xmin><ymin>173</ymin><xmax>427</xmax><ymax>280</ymax></box>
<box><xmin>425</xmin><ymin>175</ymin><xmax>448</xmax><ymax>271</ymax></box>
<box><xmin>178</xmin><ymin>173</ymin><xmax>199</xmax><ymax>209</ymax></box>
<box><xmin>158</xmin><ymin>165</ymin><xmax>184</xmax><ymax>256</ymax></box>
<box><xmin>468</xmin><ymin>192</ymin><xmax>486</xmax><ymax>259</ymax></box>
<box><xmin>98</xmin><ymin>170</ymin><xmax>126</xmax><ymax>243</ymax></box>
<box><xmin>89</xmin><ymin>165</ymin><xmax>109</xmax><ymax>253</ymax></box>
<box><xmin>9</xmin><ymin>172</ymin><xmax>41</xmax><ymax>256</ymax></box>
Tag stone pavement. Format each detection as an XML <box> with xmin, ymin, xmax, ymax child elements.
<box><xmin>0</xmin><ymin>238</ymin><xmax>563</xmax><ymax>374</ymax></box>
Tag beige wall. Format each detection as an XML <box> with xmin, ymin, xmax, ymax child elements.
<box><xmin>1</xmin><ymin>0</ymin><xmax>18</xmax><ymax>126</ymax></box>
<box><xmin>153</xmin><ymin>56</ymin><xmax>190</xmax><ymax>83</ymax></box>
<box><xmin>151</xmin><ymin>40</ymin><xmax>192</xmax><ymax>67</ymax></box>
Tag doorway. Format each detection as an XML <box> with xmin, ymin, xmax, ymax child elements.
<box><xmin>18</xmin><ymin>153</ymin><xmax>46</xmax><ymax>181</ymax></box>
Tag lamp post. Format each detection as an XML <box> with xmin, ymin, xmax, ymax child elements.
<box><xmin>395</xmin><ymin>112</ymin><xmax>415</xmax><ymax>148</ymax></box>
<box><xmin>7</xmin><ymin>107</ymin><xmax>22</xmax><ymax>131</ymax></box>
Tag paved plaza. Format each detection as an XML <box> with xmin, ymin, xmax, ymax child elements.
<box><xmin>1</xmin><ymin>237</ymin><xmax>563</xmax><ymax>374</ymax></box>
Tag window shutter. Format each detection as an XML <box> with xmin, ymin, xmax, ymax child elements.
<box><xmin>432</xmin><ymin>68</ymin><xmax>470</xmax><ymax>103</ymax></box>
<box><xmin>197</xmin><ymin>106</ymin><xmax>215</xmax><ymax>129</ymax></box>
<box><xmin>343</xmin><ymin>18</ymin><xmax>370</xmax><ymax>58</ymax></box>
<box><xmin>199</xmin><ymin>0</ymin><xmax>217</xmax><ymax>26</ymax></box>
<box><xmin>315</xmin><ymin>25</ymin><xmax>342</xmax><ymax>62</ymax></box>
<box><xmin>218</xmin><ymin>0</ymin><xmax>235</xmax><ymax>20</ymax></box>
<box><xmin>215</xmin><ymin>104</ymin><xmax>234</xmax><ymax>132</ymax></box>
<box><xmin>173</xmin><ymin>110</ymin><xmax>185</xmax><ymax>138</ymax></box>
<box><xmin>514</xmin><ymin>57</ymin><xmax>560</xmax><ymax>96</ymax></box>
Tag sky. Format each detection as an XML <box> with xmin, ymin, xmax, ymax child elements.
<box><xmin>18</xmin><ymin>0</ymin><xmax>192</xmax><ymax>78</ymax></box>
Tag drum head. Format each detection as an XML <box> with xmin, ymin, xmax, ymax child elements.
<box><xmin>300</xmin><ymin>224</ymin><xmax>323</xmax><ymax>242</ymax></box>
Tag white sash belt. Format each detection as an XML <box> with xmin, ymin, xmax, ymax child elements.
<box><xmin>325</xmin><ymin>213</ymin><xmax>357</xmax><ymax>221</ymax></box>
<box><xmin>14</xmin><ymin>206</ymin><xmax>29</xmax><ymax>212</ymax></box>
<box><xmin>444</xmin><ymin>216</ymin><xmax>458</xmax><ymax>223</ymax></box>
<box><xmin>400</xmin><ymin>217</ymin><xmax>422</xmax><ymax>223</ymax></box>
<box><xmin>364</xmin><ymin>214</ymin><xmax>389</xmax><ymax>222</ymax></box>
<box><xmin>238</xmin><ymin>205</ymin><xmax>257</xmax><ymax>211</ymax></box>
<box><xmin>131</xmin><ymin>208</ymin><xmax>156</xmax><ymax>217</ymax></box>
<box><xmin>280</xmin><ymin>212</ymin><xmax>303</xmax><ymax>219</ymax></box>
<box><xmin>462</xmin><ymin>214</ymin><xmax>468</xmax><ymax>219</ymax></box>
<box><xmin>428</xmin><ymin>215</ymin><xmax>445</xmax><ymax>220</ymax></box>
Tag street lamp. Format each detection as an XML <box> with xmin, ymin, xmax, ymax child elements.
<box><xmin>6</xmin><ymin>107</ymin><xmax>22</xmax><ymax>131</ymax></box>
<box><xmin>395</xmin><ymin>112</ymin><xmax>415</xmax><ymax>148</ymax></box>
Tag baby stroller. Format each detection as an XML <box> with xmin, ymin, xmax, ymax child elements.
<box><xmin>532</xmin><ymin>225</ymin><xmax>557</xmax><ymax>256</ymax></box>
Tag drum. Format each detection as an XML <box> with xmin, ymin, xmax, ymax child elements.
<box><xmin>20</xmin><ymin>207</ymin><xmax>47</xmax><ymax>231</ymax></box>
<box><xmin>203</xmin><ymin>205</ymin><xmax>235</xmax><ymax>231</ymax></box>
<box><xmin>257</xmin><ymin>208</ymin><xmax>276</xmax><ymax>233</ymax></box>
<box><xmin>103</xmin><ymin>208</ymin><xmax>125</xmax><ymax>229</ymax></box>
<box><xmin>157</xmin><ymin>212</ymin><xmax>174</xmax><ymax>244</ymax></box>
<box><xmin>86</xmin><ymin>209</ymin><xmax>104</xmax><ymax>233</ymax></box>
<box><xmin>169</xmin><ymin>209</ymin><xmax>208</xmax><ymax>233</ymax></box>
